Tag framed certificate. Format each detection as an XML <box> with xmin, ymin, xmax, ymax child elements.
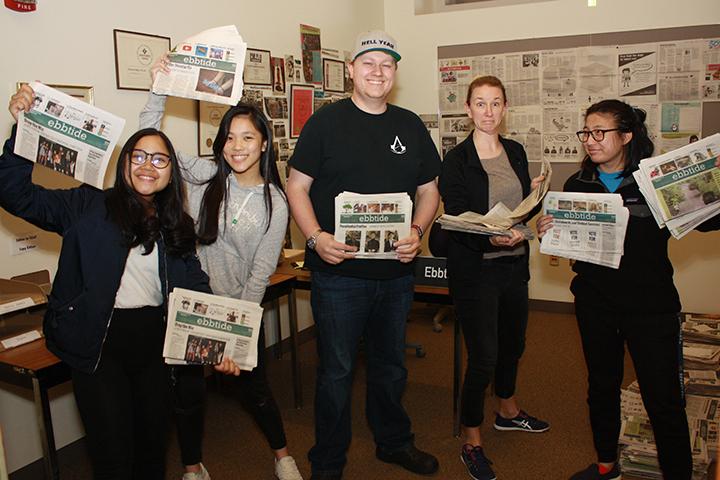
<box><xmin>113</xmin><ymin>29</ymin><xmax>171</xmax><ymax>91</ymax></box>
<box><xmin>243</xmin><ymin>48</ymin><xmax>272</xmax><ymax>87</ymax></box>
<box><xmin>322</xmin><ymin>58</ymin><xmax>345</xmax><ymax>94</ymax></box>
<box><xmin>289</xmin><ymin>84</ymin><xmax>315</xmax><ymax>138</ymax></box>
<box><xmin>198</xmin><ymin>101</ymin><xmax>230</xmax><ymax>157</ymax></box>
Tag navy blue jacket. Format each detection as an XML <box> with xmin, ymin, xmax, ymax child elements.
<box><xmin>439</xmin><ymin>133</ymin><xmax>539</xmax><ymax>299</ymax></box>
<box><xmin>0</xmin><ymin>129</ymin><xmax>210</xmax><ymax>373</ymax></box>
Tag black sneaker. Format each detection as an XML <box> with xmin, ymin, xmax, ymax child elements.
<box><xmin>460</xmin><ymin>444</ymin><xmax>496</xmax><ymax>480</ymax></box>
<box><xmin>569</xmin><ymin>463</ymin><xmax>621</xmax><ymax>480</ymax></box>
<box><xmin>493</xmin><ymin>410</ymin><xmax>550</xmax><ymax>433</ymax></box>
<box><xmin>376</xmin><ymin>444</ymin><xmax>439</xmax><ymax>475</ymax></box>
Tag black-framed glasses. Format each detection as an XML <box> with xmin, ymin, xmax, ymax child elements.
<box><xmin>576</xmin><ymin>128</ymin><xmax>621</xmax><ymax>143</ymax></box>
<box><xmin>129</xmin><ymin>149</ymin><xmax>171</xmax><ymax>169</ymax></box>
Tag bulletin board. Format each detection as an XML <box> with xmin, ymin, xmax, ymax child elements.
<box><xmin>437</xmin><ymin>24</ymin><xmax>720</xmax><ymax>187</ymax></box>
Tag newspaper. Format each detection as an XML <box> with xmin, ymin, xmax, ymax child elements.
<box><xmin>683</xmin><ymin>313</ymin><xmax>720</xmax><ymax>344</ymax></box>
<box><xmin>438</xmin><ymin>157</ymin><xmax>551</xmax><ymax>238</ymax></box>
<box><xmin>334</xmin><ymin>192</ymin><xmax>412</xmax><ymax>259</ymax></box>
<box><xmin>163</xmin><ymin>288</ymin><xmax>262</xmax><ymax>371</ymax></box>
<box><xmin>633</xmin><ymin>133</ymin><xmax>720</xmax><ymax>239</ymax></box>
<box><xmin>152</xmin><ymin>25</ymin><xmax>247</xmax><ymax>106</ymax></box>
<box><xmin>540</xmin><ymin>192</ymin><xmax>629</xmax><ymax>269</ymax></box>
<box><xmin>14</xmin><ymin>82</ymin><xmax>125</xmax><ymax>189</ymax></box>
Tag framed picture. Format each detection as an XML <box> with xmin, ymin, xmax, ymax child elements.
<box><xmin>113</xmin><ymin>29</ymin><xmax>171</xmax><ymax>91</ymax></box>
<box><xmin>289</xmin><ymin>84</ymin><xmax>315</xmax><ymax>139</ymax></box>
<box><xmin>243</xmin><ymin>48</ymin><xmax>272</xmax><ymax>87</ymax></box>
<box><xmin>322</xmin><ymin>58</ymin><xmax>345</xmax><ymax>94</ymax></box>
<box><xmin>16</xmin><ymin>82</ymin><xmax>94</xmax><ymax>105</ymax></box>
<box><xmin>198</xmin><ymin>101</ymin><xmax>230</xmax><ymax>157</ymax></box>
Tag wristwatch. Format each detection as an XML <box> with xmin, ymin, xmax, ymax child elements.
<box><xmin>306</xmin><ymin>229</ymin><xmax>324</xmax><ymax>251</ymax></box>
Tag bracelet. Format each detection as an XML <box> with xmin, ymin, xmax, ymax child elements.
<box><xmin>411</xmin><ymin>223</ymin><xmax>424</xmax><ymax>239</ymax></box>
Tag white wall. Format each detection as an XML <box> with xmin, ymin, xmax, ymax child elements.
<box><xmin>0</xmin><ymin>0</ymin><xmax>384</xmax><ymax>472</ymax></box>
<box><xmin>385</xmin><ymin>0</ymin><xmax>720</xmax><ymax>312</ymax></box>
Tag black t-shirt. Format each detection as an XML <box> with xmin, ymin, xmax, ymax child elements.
<box><xmin>289</xmin><ymin>98</ymin><xmax>441</xmax><ymax>279</ymax></box>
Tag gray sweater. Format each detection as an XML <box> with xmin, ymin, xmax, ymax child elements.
<box><xmin>140</xmin><ymin>93</ymin><xmax>288</xmax><ymax>304</ymax></box>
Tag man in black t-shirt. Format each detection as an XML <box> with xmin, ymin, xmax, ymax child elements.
<box><xmin>287</xmin><ymin>30</ymin><xmax>441</xmax><ymax>480</ymax></box>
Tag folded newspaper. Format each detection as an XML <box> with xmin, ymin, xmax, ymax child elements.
<box><xmin>633</xmin><ymin>133</ymin><xmax>720</xmax><ymax>239</ymax></box>
<box><xmin>15</xmin><ymin>82</ymin><xmax>125</xmax><ymax>189</ymax></box>
<box><xmin>152</xmin><ymin>25</ymin><xmax>247</xmax><ymax>106</ymax></box>
<box><xmin>334</xmin><ymin>192</ymin><xmax>412</xmax><ymax>259</ymax></box>
<box><xmin>438</xmin><ymin>157</ymin><xmax>551</xmax><ymax>238</ymax></box>
<box><xmin>163</xmin><ymin>288</ymin><xmax>262</xmax><ymax>371</ymax></box>
<box><xmin>540</xmin><ymin>192</ymin><xmax>629</xmax><ymax>269</ymax></box>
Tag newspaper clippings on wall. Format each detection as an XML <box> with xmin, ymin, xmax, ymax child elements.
<box><xmin>163</xmin><ymin>288</ymin><xmax>262</xmax><ymax>371</ymax></box>
<box><xmin>540</xmin><ymin>192</ymin><xmax>629</xmax><ymax>269</ymax></box>
<box><xmin>633</xmin><ymin>133</ymin><xmax>720</xmax><ymax>239</ymax></box>
<box><xmin>15</xmin><ymin>82</ymin><xmax>125</xmax><ymax>189</ymax></box>
<box><xmin>152</xmin><ymin>25</ymin><xmax>247</xmax><ymax>106</ymax></box>
<box><xmin>334</xmin><ymin>192</ymin><xmax>412</xmax><ymax>259</ymax></box>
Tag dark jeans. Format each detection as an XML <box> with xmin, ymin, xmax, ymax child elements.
<box><xmin>453</xmin><ymin>256</ymin><xmax>529</xmax><ymax>427</ymax></box>
<box><xmin>72</xmin><ymin>306</ymin><xmax>170</xmax><ymax>480</ymax></box>
<box><xmin>174</xmin><ymin>322</ymin><xmax>287</xmax><ymax>466</ymax></box>
<box><xmin>308</xmin><ymin>272</ymin><xmax>415</xmax><ymax>475</ymax></box>
<box><xmin>575</xmin><ymin>302</ymin><xmax>691</xmax><ymax>480</ymax></box>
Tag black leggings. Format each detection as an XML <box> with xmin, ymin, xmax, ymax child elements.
<box><xmin>174</xmin><ymin>324</ymin><xmax>287</xmax><ymax>466</ymax></box>
<box><xmin>72</xmin><ymin>306</ymin><xmax>170</xmax><ymax>480</ymax></box>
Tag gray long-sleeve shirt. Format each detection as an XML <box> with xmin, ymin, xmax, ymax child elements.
<box><xmin>140</xmin><ymin>93</ymin><xmax>288</xmax><ymax>304</ymax></box>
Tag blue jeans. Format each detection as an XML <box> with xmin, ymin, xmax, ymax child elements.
<box><xmin>308</xmin><ymin>272</ymin><xmax>415</xmax><ymax>475</ymax></box>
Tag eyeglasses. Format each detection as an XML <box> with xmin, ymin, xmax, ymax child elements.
<box><xmin>129</xmin><ymin>149</ymin><xmax>171</xmax><ymax>169</ymax></box>
<box><xmin>576</xmin><ymin>128</ymin><xmax>621</xmax><ymax>143</ymax></box>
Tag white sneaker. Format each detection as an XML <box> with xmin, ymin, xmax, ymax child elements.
<box><xmin>275</xmin><ymin>456</ymin><xmax>304</xmax><ymax>480</ymax></box>
<box><xmin>182</xmin><ymin>463</ymin><xmax>211</xmax><ymax>480</ymax></box>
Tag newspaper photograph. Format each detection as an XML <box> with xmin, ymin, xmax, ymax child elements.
<box><xmin>163</xmin><ymin>288</ymin><xmax>263</xmax><ymax>371</ymax></box>
<box><xmin>633</xmin><ymin>133</ymin><xmax>720</xmax><ymax>239</ymax></box>
<box><xmin>14</xmin><ymin>82</ymin><xmax>125</xmax><ymax>189</ymax></box>
<box><xmin>152</xmin><ymin>25</ymin><xmax>247</xmax><ymax>106</ymax></box>
<box><xmin>334</xmin><ymin>192</ymin><xmax>412</xmax><ymax>259</ymax></box>
<box><xmin>540</xmin><ymin>192</ymin><xmax>629</xmax><ymax>269</ymax></box>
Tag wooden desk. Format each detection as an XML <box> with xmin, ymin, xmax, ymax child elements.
<box><xmin>0</xmin><ymin>338</ymin><xmax>70</xmax><ymax>480</ymax></box>
<box><xmin>275</xmin><ymin>255</ymin><xmax>463</xmax><ymax>436</ymax></box>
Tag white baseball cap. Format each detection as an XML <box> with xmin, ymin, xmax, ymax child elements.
<box><xmin>352</xmin><ymin>30</ymin><xmax>401</xmax><ymax>62</ymax></box>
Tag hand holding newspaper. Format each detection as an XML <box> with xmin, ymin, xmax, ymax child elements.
<box><xmin>163</xmin><ymin>288</ymin><xmax>263</xmax><ymax>371</ymax></box>
<box><xmin>334</xmin><ymin>192</ymin><xmax>413</xmax><ymax>259</ymax></box>
<box><xmin>152</xmin><ymin>25</ymin><xmax>247</xmax><ymax>106</ymax></box>
<box><xmin>540</xmin><ymin>192</ymin><xmax>629</xmax><ymax>269</ymax></box>
<box><xmin>632</xmin><ymin>133</ymin><xmax>720</xmax><ymax>239</ymax></box>
<box><xmin>14</xmin><ymin>82</ymin><xmax>125</xmax><ymax>189</ymax></box>
<box><xmin>437</xmin><ymin>156</ymin><xmax>552</xmax><ymax>238</ymax></box>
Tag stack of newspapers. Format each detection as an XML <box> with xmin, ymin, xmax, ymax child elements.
<box><xmin>540</xmin><ymin>192</ymin><xmax>629</xmax><ymax>269</ymax></box>
<box><xmin>438</xmin><ymin>157</ymin><xmax>551</xmax><ymax>239</ymax></box>
<box><xmin>683</xmin><ymin>314</ymin><xmax>720</xmax><ymax>397</ymax></box>
<box><xmin>633</xmin><ymin>134</ymin><xmax>720</xmax><ymax>239</ymax></box>
<box><xmin>334</xmin><ymin>191</ymin><xmax>413</xmax><ymax>259</ymax></box>
<box><xmin>153</xmin><ymin>25</ymin><xmax>248</xmax><ymax>106</ymax></box>
<box><xmin>619</xmin><ymin>382</ymin><xmax>716</xmax><ymax>479</ymax></box>
<box><xmin>163</xmin><ymin>288</ymin><xmax>262</xmax><ymax>371</ymax></box>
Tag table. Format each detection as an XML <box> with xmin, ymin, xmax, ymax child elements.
<box><xmin>0</xmin><ymin>272</ymin><xmax>301</xmax><ymax>480</ymax></box>
<box><xmin>275</xmin><ymin>254</ymin><xmax>464</xmax><ymax>436</ymax></box>
<box><xmin>0</xmin><ymin>338</ymin><xmax>70</xmax><ymax>480</ymax></box>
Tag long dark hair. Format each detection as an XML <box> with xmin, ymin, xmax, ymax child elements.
<box><xmin>106</xmin><ymin>128</ymin><xmax>196</xmax><ymax>256</ymax></box>
<box><xmin>196</xmin><ymin>104</ymin><xmax>286</xmax><ymax>245</ymax></box>
<box><xmin>581</xmin><ymin>99</ymin><xmax>654</xmax><ymax>178</ymax></box>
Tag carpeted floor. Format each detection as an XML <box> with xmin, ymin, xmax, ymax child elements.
<box><xmin>11</xmin><ymin>306</ymin><xmax>639</xmax><ymax>479</ymax></box>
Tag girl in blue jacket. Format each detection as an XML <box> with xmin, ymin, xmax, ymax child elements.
<box><xmin>1</xmin><ymin>85</ymin><xmax>218</xmax><ymax>479</ymax></box>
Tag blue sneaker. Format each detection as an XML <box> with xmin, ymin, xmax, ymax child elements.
<box><xmin>569</xmin><ymin>463</ymin><xmax>621</xmax><ymax>480</ymax></box>
<box><xmin>493</xmin><ymin>410</ymin><xmax>549</xmax><ymax>432</ymax></box>
<box><xmin>460</xmin><ymin>444</ymin><xmax>496</xmax><ymax>480</ymax></box>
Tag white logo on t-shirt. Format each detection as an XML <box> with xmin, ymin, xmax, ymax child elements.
<box><xmin>390</xmin><ymin>136</ymin><xmax>407</xmax><ymax>155</ymax></box>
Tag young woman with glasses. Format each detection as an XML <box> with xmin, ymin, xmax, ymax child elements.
<box><xmin>536</xmin><ymin>99</ymin><xmax>720</xmax><ymax>480</ymax></box>
<box><xmin>1</xmin><ymin>85</ymin><xmax>219</xmax><ymax>479</ymax></box>
<box><xmin>139</xmin><ymin>56</ymin><xmax>302</xmax><ymax>480</ymax></box>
